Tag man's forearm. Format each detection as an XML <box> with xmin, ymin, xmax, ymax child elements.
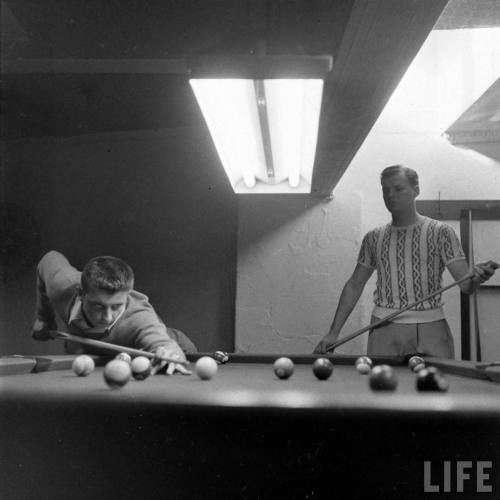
<box><xmin>328</xmin><ymin>279</ymin><xmax>365</xmax><ymax>339</ymax></box>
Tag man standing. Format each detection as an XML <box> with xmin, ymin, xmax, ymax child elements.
<box><xmin>315</xmin><ymin>165</ymin><xmax>498</xmax><ymax>357</ymax></box>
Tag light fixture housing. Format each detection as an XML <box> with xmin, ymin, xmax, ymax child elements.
<box><xmin>189</xmin><ymin>55</ymin><xmax>333</xmax><ymax>193</ymax></box>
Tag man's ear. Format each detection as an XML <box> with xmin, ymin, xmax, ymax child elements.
<box><xmin>76</xmin><ymin>285</ymin><xmax>84</xmax><ymax>297</ymax></box>
<box><xmin>414</xmin><ymin>184</ymin><xmax>420</xmax><ymax>197</ymax></box>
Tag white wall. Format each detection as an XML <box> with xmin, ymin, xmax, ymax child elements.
<box><xmin>236</xmin><ymin>192</ymin><xmax>366</xmax><ymax>354</ymax></box>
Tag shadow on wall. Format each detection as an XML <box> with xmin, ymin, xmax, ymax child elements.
<box><xmin>237</xmin><ymin>194</ymin><xmax>327</xmax><ymax>250</ymax></box>
<box><xmin>235</xmin><ymin>191</ymin><xmax>366</xmax><ymax>355</ymax></box>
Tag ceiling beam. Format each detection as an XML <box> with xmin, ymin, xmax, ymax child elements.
<box><xmin>312</xmin><ymin>0</ymin><xmax>449</xmax><ymax>196</ymax></box>
<box><xmin>1</xmin><ymin>58</ymin><xmax>189</xmax><ymax>74</ymax></box>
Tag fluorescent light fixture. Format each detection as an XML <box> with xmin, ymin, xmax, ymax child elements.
<box><xmin>189</xmin><ymin>55</ymin><xmax>332</xmax><ymax>193</ymax></box>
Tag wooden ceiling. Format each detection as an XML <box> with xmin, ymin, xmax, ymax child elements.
<box><xmin>1</xmin><ymin>0</ymin><xmax>496</xmax><ymax>195</ymax></box>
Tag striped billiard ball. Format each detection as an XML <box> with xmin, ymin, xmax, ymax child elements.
<box><xmin>356</xmin><ymin>362</ymin><xmax>372</xmax><ymax>375</ymax></box>
<box><xmin>408</xmin><ymin>355</ymin><xmax>426</xmax><ymax>372</ymax></box>
<box><xmin>131</xmin><ymin>355</ymin><xmax>152</xmax><ymax>380</ymax></box>
<box><xmin>355</xmin><ymin>356</ymin><xmax>373</xmax><ymax>367</ymax></box>
<box><xmin>273</xmin><ymin>357</ymin><xmax>294</xmax><ymax>380</ymax></box>
<box><xmin>115</xmin><ymin>352</ymin><xmax>132</xmax><ymax>365</ymax></box>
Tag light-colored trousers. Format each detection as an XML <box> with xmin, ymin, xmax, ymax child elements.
<box><xmin>367</xmin><ymin>317</ymin><xmax>455</xmax><ymax>358</ymax></box>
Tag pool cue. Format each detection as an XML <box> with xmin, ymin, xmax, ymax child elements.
<box><xmin>468</xmin><ymin>210</ymin><xmax>482</xmax><ymax>362</ymax></box>
<box><xmin>325</xmin><ymin>272</ymin><xmax>475</xmax><ymax>353</ymax></box>
<box><xmin>49</xmin><ymin>330</ymin><xmax>190</xmax><ymax>366</ymax></box>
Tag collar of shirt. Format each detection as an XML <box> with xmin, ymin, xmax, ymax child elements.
<box><xmin>68</xmin><ymin>296</ymin><xmax>125</xmax><ymax>337</ymax></box>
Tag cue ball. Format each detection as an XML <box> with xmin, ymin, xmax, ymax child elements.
<box><xmin>416</xmin><ymin>367</ymin><xmax>449</xmax><ymax>392</ymax></box>
<box><xmin>103</xmin><ymin>359</ymin><xmax>132</xmax><ymax>389</ymax></box>
<box><xmin>131</xmin><ymin>355</ymin><xmax>152</xmax><ymax>380</ymax></box>
<box><xmin>355</xmin><ymin>356</ymin><xmax>373</xmax><ymax>367</ymax></box>
<box><xmin>356</xmin><ymin>362</ymin><xmax>371</xmax><ymax>375</ymax></box>
<box><xmin>408</xmin><ymin>355</ymin><xmax>425</xmax><ymax>372</ymax></box>
<box><xmin>72</xmin><ymin>355</ymin><xmax>95</xmax><ymax>377</ymax></box>
<box><xmin>273</xmin><ymin>357</ymin><xmax>294</xmax><ymax>380</ymax></box>
<box><xmin>195</xmin><ymin>356</ymin><xmax>218</xmax><ymax>380</ymax></box>
<box><xmin>312</xmin><ymin>358</ymin><xmax>334</xmax><ymax>380</ymax></box>
<box><xmin>115</xmin><ymin>352</ymin><xmax>132</xmax><ymax>365</ymax></box>
<box><xmin>369</xmin><ymin>364</ymin><xmax>398</xmax><ymax>391</ymax></box>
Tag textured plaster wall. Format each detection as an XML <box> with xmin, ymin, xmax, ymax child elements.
<box><xmin>236</xmin><ymin>110</ymin><xmax>500</xmax><ymax>357</ymax></box>
<box><xmin>236</xmin><ymin>193</ymin><xmax>367</xmax><ymax>354</ymax></box>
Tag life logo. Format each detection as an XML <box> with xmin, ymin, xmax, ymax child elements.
<box><xmin>423</xmin><ymin>460</ymin><xmax>496</xmax><ymax>494</ymax></box>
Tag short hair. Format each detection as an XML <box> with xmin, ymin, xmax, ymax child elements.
<box><xmin>380</xmin><ymin>165</ymin><xmax>419</xmax><ymax>188</ymax></box>
<box><xmin>81</xmin><ymin>256</ymin><xmax>134</xmax><ymax>294</ymax></box>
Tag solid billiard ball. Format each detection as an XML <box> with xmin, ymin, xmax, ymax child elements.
<box><xmin>72</xmin><ymin>355</ymin><xmax>95</xmax><ymax>377</ymax></box>
<box><xmin>416</xmin><ymin>367</ymin><xmax>449</xmax><ymax>392</ymax></box>
<box><xmin>355</xmin><ymin>356</ymin><xmax>373</xmax><ymax>367</ymax></box>
<box><xmin>273</xmin><ymin>357</ymin><xmax>294</xmax><ymax>380</ymax></box>
<box><xmin>103</xmin><ymin>359</ymin><xmax>132</xmax><ymax>389</ymax></box>
<box><xmin>213</xmin><ymin>351</ymin><xmax>229</xmax><ymax>364</ymax></box>
<box><xmin>408</xmin><ymin>355</ymin><xmax>425</xmax><ymax>372</ymax></box>
<box><xmin>115</xmin><ymin>352</ymin><xmax>132</xmax><ymax>365</ymax></box>
<box><xmin>356</xmin><ymin>362</ymin><xmax>372</xmax><ymax>375</ymax></box>
<box><xmin>369</xmin><ymin>364</ymin><xmax>398</xmax><ymax>391</ymax></box>
<box><xmin>131</xmin><ymin>355</ymin><xmax>152</xmax><ymax>380</ymax></box>
<box><xmin>312</xmin><ymin>358</ymin><xmax>334</xmax><ymax>380</ymax></box>
<box><xmin>195</xmin><ymin>356</ymin><xmax>218</xmax><ymax>380</ymax></box>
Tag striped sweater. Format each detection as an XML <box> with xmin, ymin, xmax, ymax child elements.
<box><xmin>358</xmin><ymin>217</ymin><xmax>466</xmax><ymax>311</ymax></box>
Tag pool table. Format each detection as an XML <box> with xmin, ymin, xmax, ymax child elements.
<box><xmin>1</xmin><ymin>353</ymin><xmax>499</xmax><ymax>499</ymax></box>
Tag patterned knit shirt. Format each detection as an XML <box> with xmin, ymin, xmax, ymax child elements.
<box><xmin>358</xmin><ymin>216</ymin><xmax>466</xmax><ymax>313</ymax></box>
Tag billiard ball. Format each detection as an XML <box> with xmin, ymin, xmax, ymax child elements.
<box><xmin>273</xmin><ymin>357</ymin><xmax>294</xmax><ymax>380</ymax></box>
<box><xmin>72</xmin><ymin>355</ymin><xmax>95</xmax><ymax>377</ymax></box>
<box><xmin>103</xmin><ymin>359</ymin><xmax>132</xmax><ymax>389</ymax></box>
<box><xmin>355</xmin><ymin>356</ymin><xmax>373</xmax><ymax>367</ymax></box>
<box><xmin>213</xmin><ymin>351</ymin><xmax>229</xmax><ymax>364</ymax></box>
<box><xmin>369</xmin><ymin>364</ymin><xmax>398</xmax><ymax>391</ymax></box>
<box><xmin>195</xmin><ymin>356</ymin><xmax>218</xmax><ymax>380</ymax></box>
<box><xmin>416</xmin><ymin>367</ymin><xmax>449</xmax><ymax>392</ymax></box>
<box><xmin>356</xmin><ymin>362</ymin><xmax>372</xmax><ymax>375</ymax></box>
<box><xmin>408</xmin><ymin>355</ymin><xmax>425</xmax><ymax>372</ymax></box>
<box><xmin>131</xmin><ymin>355</ymin><xmax>152</xmax><ymax>380</ymax></box>
<box><xmin>115</xmin><ymin>352</ymin><xmax>132</xmax><ymax>365</ymax></box>
<box><xmin>312</xmin><ymin>358</ymin><xmax>334</xmax><ymax>380</ymax></box>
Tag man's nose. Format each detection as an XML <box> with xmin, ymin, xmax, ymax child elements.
<box><xmin>103</xmin><ymin>309</ymin><xmax>114</xmax><ymax>322</ymax></box>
